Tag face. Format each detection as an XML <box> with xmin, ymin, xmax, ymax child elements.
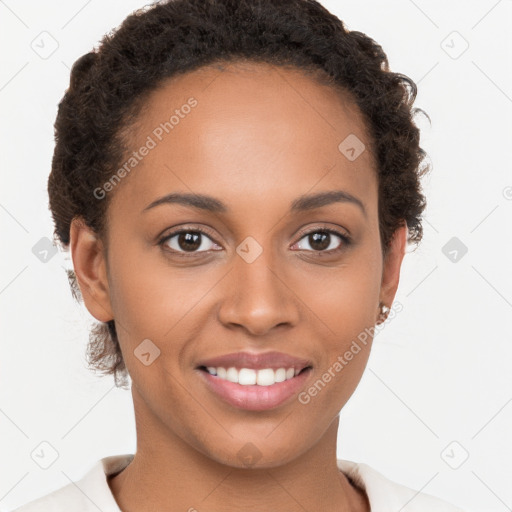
<box><xmin>71</xmin><ymin>61</ymin><xmax>406</xmax><ymax>468</ymax></box>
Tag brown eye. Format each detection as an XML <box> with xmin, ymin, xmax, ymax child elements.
<box><xmin>294</xmin><ymin>229</ymin><xmax>350</xmax><ymax>253</ymax></box>
<box><xmin>174</xmin><ymin>232</ymin><xmax>203</xmax><ymax>252</ymax></box>
<box><xmin>159</xmin><ymin>228</ymin><xmax>220</xmax><ymax>255</ymax></box>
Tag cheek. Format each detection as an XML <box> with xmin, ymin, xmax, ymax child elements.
<box><xmin>292</xmin><ymin>248</ymin><xmax>382</xmax><ymax>409</ymax></box>
<box><xmin>107</xmin><ymin>239</ymin><xmax>201</xmax><ymax>336</ymax></box>
<box><xmin>107</xmin><ymin>244</ymin><xmax>223</xmax><ymax>383</ymax></box>
<box><xmin>298</xmin><ymin>248</ymin><xmax>382</xmax><ymax>337</ymax></box>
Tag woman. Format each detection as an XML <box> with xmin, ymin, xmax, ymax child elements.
<box><xmin>13</xmin><ymin>0</ymin><xmax>465</xmax><ymax>510</ymax></box>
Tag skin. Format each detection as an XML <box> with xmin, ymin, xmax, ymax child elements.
<box><xmin>70</xmin><ymin>61</ymin><xmax>407</xmax><ymax>512</ymax></box>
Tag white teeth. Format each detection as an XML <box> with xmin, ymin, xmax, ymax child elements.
<box><xmin>205</xmin><ymin>366</ymin><xmax>303</xmax><ymax>386</ymax></box>
<box><xmin>226</xmin><ymin>367</ymin><xmax>238</xmax><ymax>383</ymax></box>
<box><xmin>239</xmin><ymin>368</ymin><xmax>257</xmax><ymax>385</ymax></box>
<box><xmin>274</xmin><ymin>368</ymin><xmax>286</xmax><ymax>382</ymax></box>
<box><xmin>256</xmin><ymin>368</ymin><xmax>274</xmax><ymax>386</ymax></box>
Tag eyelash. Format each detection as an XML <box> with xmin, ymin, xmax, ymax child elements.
<box><xmin>158</xmin><ymin>225</ymin><xmax>351</xmax><ymax>259</ymax></box>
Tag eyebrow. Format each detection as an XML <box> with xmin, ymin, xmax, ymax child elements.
<box><xmin>142</xmin><ymin>190</ymin><xmax>366</xmax><ymax>216</ymax></box>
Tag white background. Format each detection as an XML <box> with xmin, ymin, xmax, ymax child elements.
<box><xmin>1</xmin><ymin>1</ymin><xmax>511</xmax><ymax>511</ymax></box>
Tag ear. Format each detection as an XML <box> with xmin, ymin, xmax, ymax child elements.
<box><xmin>377</xmin><ymin>223</ymin><xmax>408</xmax><ymax>319</ymax></box>
<box><xmin>69</xmin><ymin>217</ymin><xmax>114</xmax><ymax>323</ymax></box>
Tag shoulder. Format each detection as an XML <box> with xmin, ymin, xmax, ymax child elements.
<box><xmin>9</xmin><ymin>454</ymin><xmax>134</xmax><ymax>512</ymax></box>
<box><xmin>9</xmin><ymin>484</ymin><xmax>94</xmax><ymax>512</ymax></box>
<box><xmin>337</xmin><ymin>459</ymin><xmax>466</xmax><ymax>512</ymax></box>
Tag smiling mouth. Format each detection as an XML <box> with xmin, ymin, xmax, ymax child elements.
<box><xmin>198</xmin><ymin>365</ymin><xmax>312</xmax><ymax>386</ymax></box>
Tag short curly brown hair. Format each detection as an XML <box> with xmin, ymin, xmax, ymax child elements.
<box><xmin>48</xmin><ymin>0</ymin><xmax>430</xmax><ymax>389</ymax></box>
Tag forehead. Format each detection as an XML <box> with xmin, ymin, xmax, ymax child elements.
<box><xmin>110</xmin><ymin>60</ymin><xmax>377</xmax><ymax>219</ymax></box>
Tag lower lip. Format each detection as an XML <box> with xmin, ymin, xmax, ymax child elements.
<box><xmin>197</xmin><ymin>368</ymin><xmax>312</xmax><ymax>411</ymax></box>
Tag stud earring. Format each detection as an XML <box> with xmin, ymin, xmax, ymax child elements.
<box><xmin>377</xmin><ymin>301</ymin><xmax>390</xmax><ymax>325</ymax></box>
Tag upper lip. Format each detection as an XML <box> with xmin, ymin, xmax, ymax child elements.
<box><xmin>196</xmin><ymin>351</ymin><xmax>313</xmax><ymax>371</ymax></box>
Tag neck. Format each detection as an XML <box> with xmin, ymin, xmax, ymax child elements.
<box><xmin>108</xmin><ymin>388</ymin><xmax>369</xmax><ymax>512</ymax></box>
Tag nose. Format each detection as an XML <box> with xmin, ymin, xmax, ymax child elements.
<box><xmin>217</xmin><ymin>247</ymin><xmax>300</xmax><ymax>337</ymax></box>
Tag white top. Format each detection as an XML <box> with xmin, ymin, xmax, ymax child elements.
<box><xmin>11</xmin><ymin>453</ymin><xmax>465</xmax><ymax>512</ymax></box>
